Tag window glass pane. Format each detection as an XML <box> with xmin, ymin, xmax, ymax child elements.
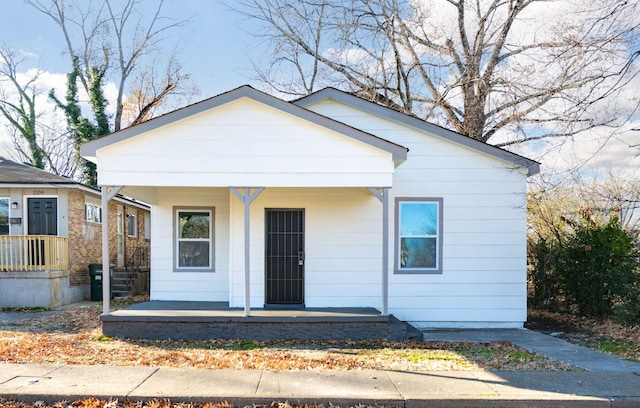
<box><xmin>178</xmin><ymin>211</ymin><xmax>210</xmax><ymax>238</ymax></box>
<box><xmin>400</xmin><ymin>202</ymin><xmax>437</xmax><ymax>235</ymax></box>
<box><xmin>178</xmin><ymin>241</ymin><xmax>210</xmax><ymax>267</ymax></box>
<box><xmin>144</xmin><ymin>214</ymin><xmax>151</xmax><ymax>240</ymax></box>
<box><xmin>401</xmin><ymin>237</ymin><xmax>437</xmax><ymax>268</ymax></box>
<box><xmin>397</xmin><ymin>198</ymin><xmax>441</xmax><ymax>273</ymax></box>
<box><xmin>127</xmin><ymin>214</ymin><xmax>137</xmax><ymax>236</ymax></box>
<box><xmin>0</xmin><ymin>199</ymin><xmax>8</xmax><ymax>235</ymax></box>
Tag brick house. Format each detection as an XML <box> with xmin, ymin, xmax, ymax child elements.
<box><xmin>0</xmin><ymin>157</ymin><xmax>150</xmax><ymax>308</ymax></box>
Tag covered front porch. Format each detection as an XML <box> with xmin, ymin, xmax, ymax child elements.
<box><xmin>101</xmin><ymin>301</ymin><xmax>422</xmax><ymax>341</ymax></box>
<box><xmin>81</xmin><ymin>85</ymin><xmax>411</xmax><ymax>338</ymax></box>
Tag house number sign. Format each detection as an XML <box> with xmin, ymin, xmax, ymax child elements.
<box><xmin>32</xmin><ymin>189</ymin><xmax>45</xmax><ymax>195</ymax></box>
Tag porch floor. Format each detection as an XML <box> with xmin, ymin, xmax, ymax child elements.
<box><xmin>101</xmin><ymin>301</ymin><xmax>422</xmax><ymax>341</ymax></box>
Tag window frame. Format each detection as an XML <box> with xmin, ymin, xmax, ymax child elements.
<box><xmin>0</xmin><ymin>197</ymin><xmax>9</xmax><ymax>235</ymax></box>
<box><xmin>85</xmin><ymin>203</ymin><xmax>102</xmax><ymax>223</ymax></box>
<box><xmin>394</xmin><ymin>197</ymin><xmax>443</xmax><ymax>274</ymax></box>
<box><xmin>127</xmin><ymin>212</ymin><xmax>137</xmax><ymax>237</ymax></box>
<box><xmin>173</xmin><ymin>206</ymin><xmax>215</xmax><ymax>272</ymax></box>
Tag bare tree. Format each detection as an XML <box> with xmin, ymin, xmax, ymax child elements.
<box><xmin>528</xmin><ymin>172</ymin><xmax>640</xmax><ymax>247</ymax></box>
<box><xmin>6</xmin><ymin>121</ymin><xmax>78</xmax><ymax>177</ymax></box>
<box><xmin>0</xmin><ymin>46</ymin><xmax>75</xmax><ymax>175</ymax></box>
<box><xmin>0</xmin><ymin>47</ymin><xmax>46</xmax><ymax>169</ymax></box>
<box><xmin>579</xmin><ymin>174</ymin><xmax>640</xmax><ymax>230</ymax></box>
<box><xmin>235</xmin><ymin>0</ymin><xmax>640</xmax><ymax>145</ymax></box>
<box><xmin>120</xmin><ymin>54</ymin><xmax>197</xmax><ymax>128</ymax></box>
<box><xmin>26</xmin><ymin>0</ymin><xmax>196</xmax><ymax>132</ymax></box>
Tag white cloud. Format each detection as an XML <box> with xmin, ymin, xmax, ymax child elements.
<box><xmin>506</xmin><ymin>121</ymin><xmax>640</xmax><ymax>184</ymax></box>
<box><xmin>0</xmin><ymin>69</ymin><xmax>68</xmax><ymax>158</ymax></box>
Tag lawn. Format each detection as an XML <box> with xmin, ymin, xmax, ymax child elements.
<box><xmin>3</xmin><ymin>299</ymin><xmax>639</xmax><ymax>408</ymax></box>
<box><xmin>0</xmin><ymin>297</ymin><xmax>573</xmax><ymax>372</ymax></box>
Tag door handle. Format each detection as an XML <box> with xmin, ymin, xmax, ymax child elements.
<box><xmin>298</xmin><ymin>250</ymin><xmax>304</xmax><ymax>266</ymax></box>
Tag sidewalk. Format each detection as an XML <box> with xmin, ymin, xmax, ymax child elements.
<box><xmin>0</xmin><ymin>329</ymin><xmax>639</xmax><ymax>407</ymax></box>
<box><xmin>0</xmin><ymin>363</ymin><xmax>639</xmax><ymax>407</ymax></box>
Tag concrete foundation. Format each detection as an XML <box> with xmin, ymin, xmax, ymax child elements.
<box><xmin>101</xmin><ymin>301</ymin><xmax>423</xmax><ymax>341</ymax></box>
<box><xmin>0</xmin><ymin>270</ymin><xmax>87</xmax><ymax>308</ymax></box>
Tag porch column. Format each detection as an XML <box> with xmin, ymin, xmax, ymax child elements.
<box><xmin>101</xmin><ymin>186</ymin><xmax>123</xmax><ymax>316</ymax></box>
<box><xmin>369</xmin><ymin>187</ymin><xmax>390</xmax><ymax>316</ymax></box>
<box><xmin>230</xmin><ymin>187</ymin><xmax>265</xmax><ymax>317</ymax></box>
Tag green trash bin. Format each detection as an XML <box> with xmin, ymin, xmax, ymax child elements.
<box><xmin>89</xmin><ymin>263</ymin><xmax>114</xmax><ymax>301</ymax></box>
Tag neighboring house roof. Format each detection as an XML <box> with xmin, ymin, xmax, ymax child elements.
<box><xmin>0</xmin><ymin>157</ymin><xmax>149</xmax><ymax>210</ymax></box>
<box><xmin>82</xmin><ymin>85</ymin><xmax>409</xmax><ymax>163</ymax></box>
<box><xmin>294</xmin><ymin>88</ymin><xmax>540</xmax><ymax>176</ymax></box>
<box><xmin>0</xmin><ymin>157</ymin><xmax>77</xmax><ymax>184</ymax></box>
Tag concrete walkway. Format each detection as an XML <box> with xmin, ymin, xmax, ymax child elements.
<box><xmin>0</xmin><ymin>329</ymin><xmax>639</xmax><ymax>407</ymax></box>
<box><xmin>423</xmin><ymin>328</ymin><xmax>640</xmax><ymax>372</ymax></box>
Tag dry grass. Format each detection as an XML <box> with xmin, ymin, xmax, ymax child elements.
<box><xmin>0</xmin><ymin>398</ymin><xmax>349</xmax><ymax>408</ymax></box>
<box><xmin>0</xmin><ymin>298</ymin><xmax>574</xmax><ymax>372</ymax></box>
<box><xmin>6</xmin><ymin>301</ymin><xmax>637</xmax><ymax>408</ymax></box>
<box><xmin>0</xmin><ymin>398</ymin><xmax>361</xmax><ymax>408</ymax></box>
<box><xmin>0</xmin><ymin>331</ymin><xmax>567</xmax><ymax>371</ymax></box>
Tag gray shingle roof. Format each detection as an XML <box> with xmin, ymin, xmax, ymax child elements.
<box><xmin>0</xmin><ymin>157</ymin><xmax>77</xmax><ymax>184</ymax></box>
<box><xmin>295</xmin><ymin>88</ymin><xmax>540</xmax><ymax>176</ymax></box>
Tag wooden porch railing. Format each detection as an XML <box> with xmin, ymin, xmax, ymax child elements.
<box><xmin>0</xmin><ymin>235</ymin><xmax>69</xmax><ymax>272</ymax></box>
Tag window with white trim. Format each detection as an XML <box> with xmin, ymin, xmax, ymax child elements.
<box><xmin>85</xmin><ymin>203</ymin><xmax>102</xmax><ymax>223</ymax></box>
<box><xmin>395</xmin><ymin>197</ymin><xmax>443</xmax><ymax>274</ymax></box>
<box><xmin>175</xmin><ymin>208</ymin><xmax>214</xmax><ymax>271</ymax></box>
<box><xmin>127</xmin><ymin>213</ymin><xmax>137</xmax><ymax>237</ymax></box>
<box><xmin>0</xmin><ymin>198</ymin><xmax>8</xmax><ymax>235</ymax></box>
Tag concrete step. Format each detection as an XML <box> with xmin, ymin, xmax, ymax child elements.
<box><xmin>111</xmin><ymin>271</ymin><xmax>131</xmax><ymax>297</ymax></box>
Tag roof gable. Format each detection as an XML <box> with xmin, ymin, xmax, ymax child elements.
<box><xmin>294</xmin><ymin>88</ymin><xmax>539</xmax><ymax>176</ymax></box>
<box><xmin>81</xmin><ymin>85</ymin><xmax>408</xmax><ymax>163</ymax></box>
<box><xmin>85</xmin><ymin>94</ymin><xmax>402</xmax><ymax>188</ymax></box>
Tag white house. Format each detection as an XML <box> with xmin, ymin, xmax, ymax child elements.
<box><xmin>81</xmin><ymin>85</ymin><xmax>538</xmax><ymax>329</ymax></box>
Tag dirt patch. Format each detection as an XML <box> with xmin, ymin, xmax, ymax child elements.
<box><xmin>525</xmin><ymin>314</ymin><xmax>584</xmax><ymax>334</ymax></box>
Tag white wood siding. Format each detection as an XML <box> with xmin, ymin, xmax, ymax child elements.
<box><xmin>95</xmin><ymin>98</ymin><xmax>395</xmax><ymax>188</ymax></box>
<box><xmin>149</xmin><ymin>187</ymin><xmax>230</xmax><ymax>301</ymax></box>
<box><xmin>121</xmin><ymin>93</ymin><xmax>529</xmax><ymax>328</ymax></box>
<box><xmin>304</xmin><ymin>100</ymin><xmax>528</xmax><ymax>328</ymax></box>
<box><xmin>228</xmin><ymin>188</ymin><xmax>384</xmax><ymax>309</ymax></box>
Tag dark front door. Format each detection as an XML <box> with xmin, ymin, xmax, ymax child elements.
<box><xmin>27</xmin><ymin>197</ymin><xmax>57</xmax><ymax>265</ymax></box>
<box><xmin>265</xmin><ymin>209</ymin><xmax>305</xmax><ymax>305</ymax></box>
<box><xmin>28</xmin><ymin>198</ymin><xmax>58</xmax><ymax>235</ymax></box>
